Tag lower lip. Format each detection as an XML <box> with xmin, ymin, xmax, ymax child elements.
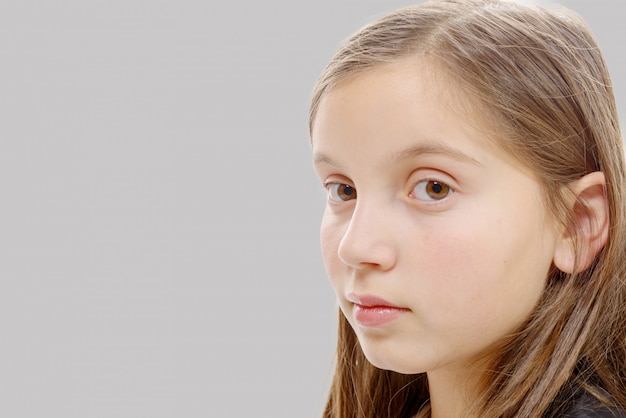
<box><xmin>353</xmin><ymin>304</ymin><xmax>409</xmax><ymax>327</ymax></box>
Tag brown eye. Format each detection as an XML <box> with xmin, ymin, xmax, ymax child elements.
<box><xmin>412</xmin><ymin>180</ymin><xmax>451</xmax><ymax>201</ymax></box>
<box><xmin>328</xmin><ymin>183</ymin><xmax>357</xmax><ymax>202</ymax></box>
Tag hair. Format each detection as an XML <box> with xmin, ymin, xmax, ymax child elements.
<box><xmin>309</xmin><ymin>1</ymin><xmax>626</xmax><ymax>417</ymax></box>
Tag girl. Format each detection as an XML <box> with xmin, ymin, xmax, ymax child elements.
<box><xmin>309</xmin><ymin>0</ymin><xmax>626</xmax><ymax>417</ymax></box>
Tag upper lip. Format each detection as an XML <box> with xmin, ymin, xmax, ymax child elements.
<box><xmin>347</xmin><ymin>293</ymin><xmax>405</xmax><ymax>309</ymax></box>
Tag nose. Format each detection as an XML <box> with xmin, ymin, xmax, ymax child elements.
<box><xmin>337</xmin><ymin>202</ymin><xmax>397</xmax><ymax>271</ymax></box>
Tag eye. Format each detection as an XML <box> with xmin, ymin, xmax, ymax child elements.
<box><xmin>326</xmin><ymin>183</ymin><xmax>357</xmax><ymax>202</ymax></box>
<box><xmin>412</xmin><ymin>180</ymin><xmax>452</xmax><ymax>201</ymax></box>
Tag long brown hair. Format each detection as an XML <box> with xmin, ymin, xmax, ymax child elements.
<box><xmin>309</xmin><ymin>1</ymin><xmax>626</xmax><ymax>417</ymax></box>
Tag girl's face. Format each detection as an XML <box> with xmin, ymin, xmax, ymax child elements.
<box><xmin>311</xmin><ymin>59</ymin><xmax>561</xmax><ymax>377</ymax></box>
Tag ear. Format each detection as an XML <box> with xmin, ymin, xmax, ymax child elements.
<box><xmin>553</xmin><ymin>171</ymin><xmax>609</xmax><ymax>274</ymax></box>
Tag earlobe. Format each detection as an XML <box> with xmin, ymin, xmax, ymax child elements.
<box><xmin>553</xmin><ymin>171</ymin><xmax>609</xmax><ymax>274</ymax></box>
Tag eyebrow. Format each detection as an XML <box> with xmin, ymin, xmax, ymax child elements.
<box><xmin>392</xmin><ymin>142</ymin><xmax>482</xmax><ymax>166</ymax></box>
<box><xmin>313</xmin><ymin>153</ymin><xmax>342</xmax><ymax>169</ymax></box>
<box><xmin>313</xmin><ymin>142</ymin><xmax>481</xmax><ymax>169</ymax></box>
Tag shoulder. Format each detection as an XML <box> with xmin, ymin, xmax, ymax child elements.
<box><xmin>563</xmin><ymin>389</ymin><xmax>626</xmax><ymax>418</ymax></box>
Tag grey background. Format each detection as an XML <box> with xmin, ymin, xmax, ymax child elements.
<box><xmin>0</xmin><ymin>1</ymin><xmax>622</xmax><ymax>417</ymax></box>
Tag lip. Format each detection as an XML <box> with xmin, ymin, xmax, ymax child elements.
<box><xmin>347</xmin><ymin>294</ymin><xmax>409</xmax><ymax>327</ymax></box>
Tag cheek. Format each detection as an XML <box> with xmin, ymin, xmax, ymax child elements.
<box><xmin>412</xmin><ymin>230</ymin><xmax>484</xmax><ymax>298</ymax></box>
<box><xmin>408</xmin><ymin>214</ymin><xmax>511</xmax><ymax>293</ymax></box>
<box><xmin>412</xmin><ymin>210</ymin><xmax>551</xmax><ymax>322</ymax></box>
<box><xmin>320</xmin><ymin>214</ymin><xmax>345</xmax><ymax>280</ymax></box>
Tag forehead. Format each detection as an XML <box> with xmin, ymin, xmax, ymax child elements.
<box><xmin>312</xmin><ymin>59</ymin><xmax>489</xmax><ymax>159</ymax></box>
<box><xmin>311</xmin><ymin>58</ymin><xmax>533</xmax><ymax>176</ymax></box>
<box><xmin>310</xmin><ymin>58</ymin><xmax>540</xmax><ymax>186</ymax></box>
<box><xmin>314</xmin><ymin>60</ymin><xmax>438</xmax><ymax>134</ymax></box>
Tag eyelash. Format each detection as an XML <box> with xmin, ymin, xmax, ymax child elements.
<box><xmin>411</xmin><ymin>179</ymin><xmax>454</xmax><ymax>202</ymax></box>
<box><xmin>324</xmin><ymin>182</ymin><xmax>357</xmax><ymax>203</ymax></box>
<box><xmin>323</xmin><ymin>178</ymin><xmax>454</xmax><ymax>204</ymax></box>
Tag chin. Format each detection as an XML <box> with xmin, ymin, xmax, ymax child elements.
<box><xmin>361</xmin><ymin>347</ymin><xmax>425</xmax><ymax>375</ymax></box>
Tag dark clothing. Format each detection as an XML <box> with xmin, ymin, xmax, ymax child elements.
<box><xmin>562</xmin><ymin>389</ymin><xmax>626</xmax><ymax>418</ymax></box>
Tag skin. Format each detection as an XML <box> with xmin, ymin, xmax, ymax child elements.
<box><xmin>311</xmin><ymin>59</ymin><xmax>563</xmax><ymax>417</ymax></box>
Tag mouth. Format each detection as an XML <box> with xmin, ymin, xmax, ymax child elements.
<box><xmin>347</xmin><ymin>293</ymin><xmax>406</xmax><ymax>308</ymax></box>
<box><xmin>347</xmin><ymin>294</ymin><xmax>410</xmax><ymax>327</ymax></box>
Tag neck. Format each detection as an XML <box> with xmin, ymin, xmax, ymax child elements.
<box><xmin>427</xmin><ymin>367</ymin><xmax>482</xmax><ymax>418</ymax></box>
